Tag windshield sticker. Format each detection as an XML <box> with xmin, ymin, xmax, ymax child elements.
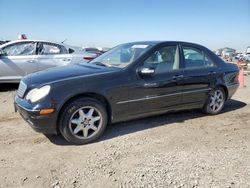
<box><xmin>131</xmin><ymin>45</ymin><xmax>149</xmax><ymax>49</ymax></box>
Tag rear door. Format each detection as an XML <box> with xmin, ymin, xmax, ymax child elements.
<box><xmin>127</xmin><ymin>44</ymin><xmax>184</xmax><ymax>115</ymax></box>
<box><xmin>36</xmin><ymin>42</ymin><xmax>72</xmax><ymax>71</ymax></box>
<box><xmin>180</xmin><ymin>45</ymin><xmax>218</xmax><ymax>105</ymax></box>
<box><xmin>0</xmin><ymin>41</ymin><xmax>37</xmax><ymax>81</ymax></box>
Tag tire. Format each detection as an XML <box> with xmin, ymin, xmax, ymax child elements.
<box><xmin>59</xmin><ymin>97</ymin><xmax>108</xmax><ymax>145</ymax></box>
<box><xmin>203</xmin><ymin>87</ymin><xmax>226</xmax><ymax>115</ymax></box>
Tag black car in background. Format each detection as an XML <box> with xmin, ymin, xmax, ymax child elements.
<box><xmin>15</xmin><ymin>41</ymin><xmax>239</xmax><ymax>144</ymax></box>
<box><xmin>0</xmin><ymin>40</ymin><xmax>10</xmax><ymax>45</ymax></box>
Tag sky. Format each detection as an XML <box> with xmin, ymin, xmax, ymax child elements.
<box><xmin>0</xmin><ymin>0</ymin><xmax>250</xmax><ymax>52</ymax></box>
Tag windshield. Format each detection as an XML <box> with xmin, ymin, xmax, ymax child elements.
<box><xmin>90</xmin><ymin>43</ymin><xmax>151</xmax><ymax>68</ymax></box>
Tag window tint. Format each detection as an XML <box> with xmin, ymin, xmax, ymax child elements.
<box><xmin>37</xmin><ymin>43</ymin><xmax>67</xmax><ymax>55</ymax></box>
<box><xmin>2</xmin><ymin>42</ymin><xmax>36</xmax><ymax>56</ymax></box>
<box><xmin>183</xmin><ymin>46</ymin><xmax>215</xmax><ymax>69</ymax></box>
<box><xmin>68</xmin><ymin>48</ymin><xmax>75</xmax><ymax>54</ymax></box>
<box><xmin>143</xmin><ymin>46</ymin><xmax>179</xmax><ymax>74</ymax></box>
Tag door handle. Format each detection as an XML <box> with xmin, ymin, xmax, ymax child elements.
<box><xmin>172</xmin><ymin>75</ymin><xmax>184</xmax><ymax>80</ymax></box>
<box><xmin>27</xmin><ymin>60</ymin><xmax>35</xmax><ymax>63</ymax></box>
<box><xmin>143</xmin><ymin>83</ymin><xmax>159</xmax><ymax>88</ymax></box>
<box><xmin>208</xmin><ymin>71</ymin><xmax>217</xmax><ymax>75</ymax></box>
<box><xmin>62</xmin><ymin>58</ymin><xmax>71</xmax><ymax>61</ymax></box>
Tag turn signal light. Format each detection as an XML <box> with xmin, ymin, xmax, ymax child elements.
<box><xmin>39</xmin><ymin>108</ymin><xmax>55</xmax><ymax>115</ymax></box>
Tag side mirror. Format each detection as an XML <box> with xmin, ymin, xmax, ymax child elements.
<box><xmin>138</xmin><ymin>67</ymin><xmax>155</xmax><ymax>77</ymax></box>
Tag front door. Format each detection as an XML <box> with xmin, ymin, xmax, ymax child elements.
<box><xmin>127</xmin><ymin>44</ymin><xmax>184</xmax><ymax>116</ymax></box>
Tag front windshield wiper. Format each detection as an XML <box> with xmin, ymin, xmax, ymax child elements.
<box><xmin>90</xmin><ymin>61</ymin><xmax>108</xmax><ymax>67</ymax></box>
<box><xmin>91</xmin><ymin>61</ymin><xmax>121</xmax><ymax>68</ymax></box>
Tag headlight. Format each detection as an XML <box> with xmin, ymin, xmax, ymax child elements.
<box><xmin>26</xmin><ymin>85</ymin><xmax>51</xmax><ymax>103</ymax></box>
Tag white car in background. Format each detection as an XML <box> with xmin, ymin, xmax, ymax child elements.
<box><xmin>0</xmin><ymin>40</ymin><xmax>96</xmax><ymax>83</ymax></box>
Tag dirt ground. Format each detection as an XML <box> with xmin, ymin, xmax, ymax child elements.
<box><xmin>0</xmin><ymin>77</ymin><xmax>249</xmax><ymax>188</ymax></box>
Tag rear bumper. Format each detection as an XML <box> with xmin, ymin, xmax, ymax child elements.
<box><xmin>227</xmin><ymin>83</ymin><xmax>239</xmax><ymax>100</ymax></box>
<box><xmin>14</xmin><ymin>96</ymin><xmax>58</xmax><ymax>134</ymax></box>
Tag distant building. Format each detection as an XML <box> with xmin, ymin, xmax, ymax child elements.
<box><xmin>246</xmin><ymin>46</ymin><xmax>250</xmax><ymax>54</ymax></box>
<box><xmin>216</xmin><ymin>47</ymin><xmax>236</xmax><ymax>58</ymax></box>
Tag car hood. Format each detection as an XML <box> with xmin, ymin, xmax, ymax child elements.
<box><xmin>23</xmin><ymin>63</ymin><xmax>117</xmax><ymax>86</ymax></box>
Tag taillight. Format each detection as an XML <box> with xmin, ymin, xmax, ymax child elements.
<box><xmin>234</xmin><ymin>74</ymin><xmax>239</xmax><ymax>82</ymax></box>
<box><xmin>83</xmin><ymin>57</ymin><xmax>94</xmax><ymax>61</ymax></box>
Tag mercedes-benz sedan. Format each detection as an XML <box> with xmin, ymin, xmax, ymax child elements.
<box><xmin>15</xmin><ymin>41</ymin><xmax>239</xmax><ymax>144</ymax></box>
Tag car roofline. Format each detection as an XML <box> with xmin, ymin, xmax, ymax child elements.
<box><xmin>0</xmin><ymin>39</ymin><xmax>71</xmax><ymax>49</ymax></box>
<box><xmin>119</xmin><ymin>41</ymin><xmax>207</xmax><ymax>47</ymax></box>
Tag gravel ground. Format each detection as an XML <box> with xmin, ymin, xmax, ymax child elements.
<box><xmin>0</xmin><ymin>77</ymin><xmax>249</xmax><ymax>188</ymax></box>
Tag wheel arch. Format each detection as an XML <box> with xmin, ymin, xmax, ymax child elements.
<box><xmin>216</xmin><ymin>84</ymin><xmax>229</xmax><ymax>100</ymax></box>
<box><xmin>56</xmin><ymin>92</ymin><xmax>112</xmax><ymax>132</ymax></box>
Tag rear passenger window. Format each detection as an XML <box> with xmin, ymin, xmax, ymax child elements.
<box><xmin>183</xmin><ymin>46</ymin><xmax>215</xmax><ymax>69</ymax></box>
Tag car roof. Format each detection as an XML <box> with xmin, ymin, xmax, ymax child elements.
<box><xmin>0</xmin><ymin>39</ymin><xmax>67</xmax><ymax>48</ymax></box>
<box><xmin>0</xmin><ymin>40</ymin><xmax>208</xmax><ymax>51</ymax></box>
<box><xmin>123</xmin><ymin>41</ymin><xmax>206</xmax><ymax>47</ymax></box>
<box><xmin>0</xmin><ymin>39</ymin><xmax>84</xmax><ymax>51</ymax></box>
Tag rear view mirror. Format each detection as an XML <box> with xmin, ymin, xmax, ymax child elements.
<box><xmin>138</xmin><ymin>67</ymin><xmax>155</xmax><ymax>77</ymax></box>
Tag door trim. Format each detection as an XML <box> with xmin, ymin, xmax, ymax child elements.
<box><xmin>117</xmin><ymin>88</ymin><xmax>211</xmax><ymax>104</ymax></box>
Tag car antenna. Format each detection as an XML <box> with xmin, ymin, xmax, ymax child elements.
<box><xmin>61</xmin><ymin>39</ymin><xmax>67</xmax><ymax>44</ymax></box>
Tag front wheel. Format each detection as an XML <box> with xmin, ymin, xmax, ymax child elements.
<box><xmin>203</xmin><ymin>87</ymin><xmax>226</xmax><ymax>115</ymax></box>
<box><xmin>59</xmin><ymin>98</ymin><xmax>108</xmax><ymax>145</ymax></box>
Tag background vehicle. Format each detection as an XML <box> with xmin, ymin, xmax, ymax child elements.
<box><xmin>222</xmin><ymin>48</ymin><xmax>236</xmax><ymax>58</ymax></box>
<box><xmin>0</xmin><ymin>40</ymin><xmax>96</xmax><ymax>83</ymax></box>
<box><xmin>235</xmin><ymin>53</ymin><xmax>244</xmax><ymax>60</ymax></box>
<box><xmin>82</xmin><ymin>47</ymin><xmax>104</xmax><ymax>58</ymax></box>
<box><xmin>0</xmin><ymin>40</ymin><xmax>10</xmax><ymax>46</ymax></box>
<box><xmin>15</xmin><ymin>41</ymin><xmax>239</xmax><ymax>144</ymax></box>
<box><xmin>246</xmin><ymin>46</ymin><xmax>250</xmax><ymax>54</ymax></box>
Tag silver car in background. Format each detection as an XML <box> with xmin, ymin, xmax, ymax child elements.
<box><xmin>0</xmin><ymin>40</ymin><xmax>96</xmax><ymax>83</ymax></box>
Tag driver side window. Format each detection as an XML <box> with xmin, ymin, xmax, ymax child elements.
<box><xmin>142</xmin><ymin>45</ymin><xmax>179</xmax><ymax>74</ymax></box>
<box><xmin>37</xmin><ymin>42</ymin><xmax>67</xmax><ymax>55</ymax></box>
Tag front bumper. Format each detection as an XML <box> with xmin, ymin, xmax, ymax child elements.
<box><xmin>14</xmin><ymin>96</ymin><xmax>58</xmax><ymax>134</ymax></box>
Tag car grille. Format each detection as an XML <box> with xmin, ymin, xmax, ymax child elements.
<box><xmin>17</xmin><ymin>81</ymin><xmax>27</xmax><ymax>98</ymax></box>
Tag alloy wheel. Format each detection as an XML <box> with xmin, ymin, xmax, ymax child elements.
<box><xmin>209</xmin><ymin>89</ymin><xmax>224</xmax><ymax>113</ymax></box>
<box><xmin>69</xmin><ymin>106</ymin><xmax>102</xmax><ymax>139</ymax></box>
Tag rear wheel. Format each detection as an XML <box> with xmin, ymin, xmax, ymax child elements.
<box><xmin>59</xmin><ymin>97</ymin><xmax>108</xmax><ymax>144</ymax></box>
<box><xmin>203</xmin><ymin>87</ymin><xmax>226</xmax><ymax>115</ymax></box>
